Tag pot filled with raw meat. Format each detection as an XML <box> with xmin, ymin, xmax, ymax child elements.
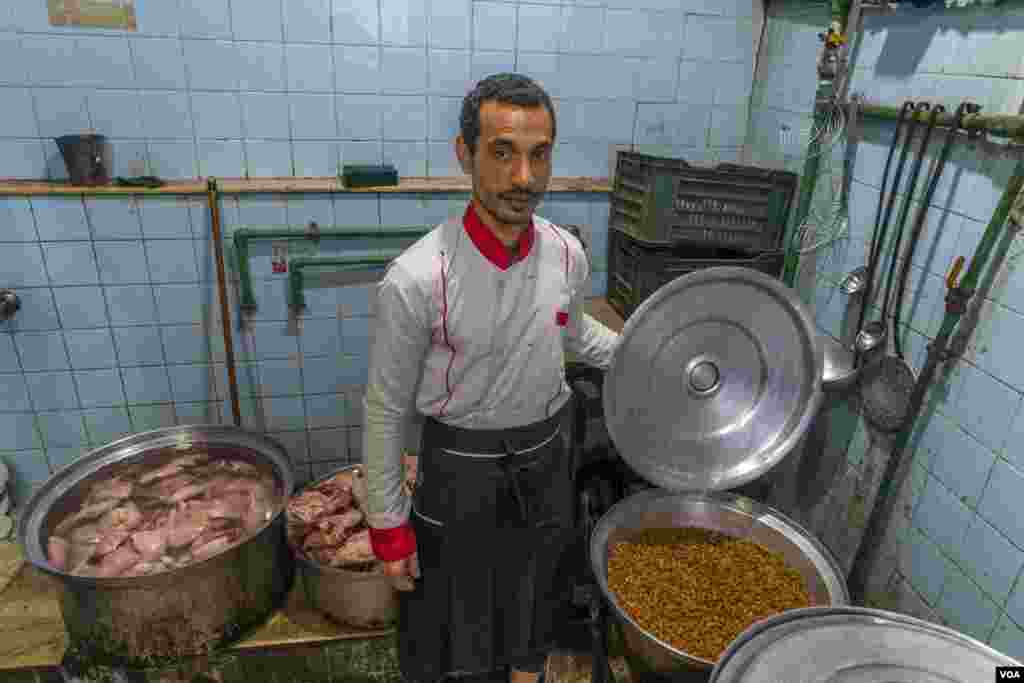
<box><xmin>286</xmin><ymin>461</ymin><xmax>415</xmax><ymax>629</ymax></box>
<box><xmin>17</xmin><ymin>425</ymin><xmax>296</xmax><ymax>669</ymax></box>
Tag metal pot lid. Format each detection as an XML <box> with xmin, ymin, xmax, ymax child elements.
<box><xmin>604</xmin><ymin>267</ymin><xmax>823</xmax><ymax>493</ymax></box>
<box><xmin>820</xmin><ymin>331</ymin><xmax>859</xmax><ymax>391</ymax></box>
<box><xmin>710</xmin><ymin>606</ymin><xmax>1021</xmax><ymax>682</ymax></box>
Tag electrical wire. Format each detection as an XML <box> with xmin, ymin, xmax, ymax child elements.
<box><xmin>790</xmin><ymin>103</ymin><xmax>848</xmax><ymax>249</ymax></box>
<box><xmin>789</xmin><ymin>100</ymin><xmax>852</xmax><ymax>285</ymax></box>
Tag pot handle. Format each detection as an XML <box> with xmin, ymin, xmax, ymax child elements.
<box><xmin>90</xmin><ymin>139</ymin><xmax>104</xmax><ymax>182</ymax></box>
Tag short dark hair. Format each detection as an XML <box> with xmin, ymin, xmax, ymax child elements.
<box><xmin>459</xmin><ymin>73</ymin><xmax>557</xmax><ymax>155</ymax></box>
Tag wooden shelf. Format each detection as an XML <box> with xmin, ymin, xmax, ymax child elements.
<box><xmin>0</xmin><ymin>176</ymin><xmax>612</xmax><ymax>197</ymax></box>
<box><xmin>0</xmin><ymin>179</ymin><xmax>206</xmax><ymax>197</ymax></box>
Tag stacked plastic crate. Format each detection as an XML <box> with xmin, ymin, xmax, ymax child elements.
<box><xmin>606</xmin><ymin>151</ymin><xmax>799</xmax><ymax>319</ymax></box>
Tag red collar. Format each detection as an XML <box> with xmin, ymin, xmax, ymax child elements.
<box><xmin>463</xmin><ymin>202</ymin><xmax>535</xmax><ymax>270</ymax></box>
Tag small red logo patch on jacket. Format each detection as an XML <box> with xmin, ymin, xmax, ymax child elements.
<box><xmin>556</xmin><ymin>311</ymin><xmax>569</xmax><ymax>326</ymax></box>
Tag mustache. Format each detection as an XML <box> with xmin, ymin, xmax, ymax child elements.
<box><xmin>500</xmin><ymin>192</ymin><xmax>536</xmax><ymax>201</ymax></box>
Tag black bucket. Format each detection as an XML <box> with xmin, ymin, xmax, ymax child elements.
<box><xmin>55</xmin><ymin>134</ymin><xmax>112</xmax><ymax>186</ymax></box>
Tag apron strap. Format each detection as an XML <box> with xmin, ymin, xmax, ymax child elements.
<box><xmin>423</xmin><ymin>403</ymin><xmax>568</xmax><ymax>457</ymax></box>
<box><xmin>498</xmin><ymin>439</ymin><xmax>529</xmax><ymax>525</ymax></box>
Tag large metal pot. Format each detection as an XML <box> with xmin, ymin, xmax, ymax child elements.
<box><xmin>17</xmin><ymin>425</ymin><xmax>296</xmax><ymax>670</ymax></box>
<box><xmin>592</xmin><ymin>267</ymin><xmax>843</xmax><ymax>680</ymax></box>
<box><xmin>290</xmin><ymin>464</ymin><xmax>399</xmax><ymax>629</ymax></box>
<box><xmin>590</xmin><ymin>488</ymin><xmax>849</xmax><ymax>680</ymax></box>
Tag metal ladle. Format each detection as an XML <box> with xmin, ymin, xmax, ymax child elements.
<box><xmin>855</xmin><ymin>319</ymin><xmax>886</xmax><ymax>354</ymax></box>
<box><xmin>854</xmin><ymin>101</ymin><xmax>923</xmax><ymax>365</ymax></box>
<box><xmin>840</xmin><ymin>266</ymin><xmax>868</xmax><ymax>296</ymax></box>
<box><xmin>861</xmin><ymin>103</ymin><xmax>943</xmax><ymax>433</ymax></box>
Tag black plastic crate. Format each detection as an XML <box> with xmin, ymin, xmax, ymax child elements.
<box><xmin>610</xmin><ymin>151</ymin><xmax>798</xmax><ymax>253</ymax></box>
<box><xmin>606</xmin><ymin>227</ymin><xmax>785</xmax><ymax>320</ymax></box>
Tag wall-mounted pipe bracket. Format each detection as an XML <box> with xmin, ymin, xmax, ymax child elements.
<box><xmin>233</xmin><ymin>227</ymin><xmax>429</xmax><ymax>311</ymax></box>
<box><xmin>288</xmin><ymin>254</ymin><xmax>402</xmax><ymax>311</ymax></box>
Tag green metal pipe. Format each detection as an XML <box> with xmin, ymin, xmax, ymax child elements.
<box><xmin>848</xmin><ymin>157</ymin><xmax>1024</xmax><ymax>600</ymax></box>
<box><xmin>233</xmin><ymin>227</ymin><xmax>429</xmax><ymax>309</ymax></box>
<box><xmin>858</xmin><ymin>102</ymin><xmax>1024</xmax><ymax>142</ymax></box>
<box><xmin>951</xmin><ymin>162</ymin><xmax>1024</xmax><ymax>302</ymax></box>
<box><xmin>783</xmin><ymin>105</ymin><xmax>830</xmax><ymax>287</ymax></box>
<box><xmin>288</xmin><ymin>254</ymin><xmax>401</xmax><ymax>310</ymax></box>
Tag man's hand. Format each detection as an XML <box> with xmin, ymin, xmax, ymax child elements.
<box><xmin>383</xmin><ymin>553</ymin><xmax>420</xmax><ymax>592</ymax></box>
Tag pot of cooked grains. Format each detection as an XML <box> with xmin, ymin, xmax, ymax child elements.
<box><xmin>591</xmin><ymin>489</ymin><xmax>849</xmax><ymax>677</ymax></box>
<box><xmin>596</xmin><ymin>268</ymin><xmax>849</xmax><ymax>679</ymax></box>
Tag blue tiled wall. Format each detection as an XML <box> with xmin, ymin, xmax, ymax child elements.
<box><xmin>0</xmin><ymin>190</ymin><xmax>609</xmax><ymax>503</ymax></box>
<box><xmin>1</xmin><ymin>0</ymin><xmax>762</xmax><ymax>507</ymax></box>
<box><xmin>754</xmin><ymin>0</ymin><xmax>1024</xmax><ymax>659</ymax></box>
<box><xmin>0</xmin><ymin>0</ymin><xmax>759</xmax><ymax>180</ymax></box>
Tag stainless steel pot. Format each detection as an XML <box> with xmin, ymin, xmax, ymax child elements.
<box><xmin>590</xmin><ymin>488</ymin><xmax>849</xmax><ymax>680</ymax></box>
<box><xmin>17</xmin><ymin>425</ymin><xmax>296</xmax><ymax>670</ymax></box>
<box><xmin>711</xmin><ymin>606</ymin><xmax>1022</xmax><ymax>682</ymax></box>
<box><xmin>290</xmin><ymin>464</ymin><xmax>399</xmax><ymax>629</ymax></box>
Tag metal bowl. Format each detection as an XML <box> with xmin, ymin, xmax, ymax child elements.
<box><xmin>17</xmin><ymin>425</ymin><xmax>296</xmax><ymax>670</ymax></box>
<box><xmin>288</xmin><ymin>464</ymin><xmax>399</xmax><ymax>630</ymax></box>
<box><xmin>590</xmin><ymin>488</ymin><xmax>849</xmax><ymax>679</ymax></box>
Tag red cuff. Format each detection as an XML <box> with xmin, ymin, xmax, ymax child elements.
<box><xmin>369</xmin><ymin>523</ymin><xmax>417</xmax><ymax>562</ymax></box>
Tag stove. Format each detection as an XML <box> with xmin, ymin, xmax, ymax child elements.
<box><xmin>556</xmin><ymin>364</ymin><xmax>656</xmax><ymax>683</ymax></box>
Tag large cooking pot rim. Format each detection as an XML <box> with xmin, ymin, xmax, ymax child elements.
<box><xmin>710</xmin><ymin>605</ymin><xmax>1023</xmax><ymax>682</ymax></box>
<box><xmin>589</xmin><ymin>488</ymin><xmax>850</xmax><ymax>667</ymax></box>
<box><xmin>17</xmin><ymin>424</ymin><xmax>295</xmax><ymax>584</ymax></box>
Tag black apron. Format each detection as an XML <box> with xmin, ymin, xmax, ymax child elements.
<box><xmin>399</xmin><ymin>402</ymin><xmax>574</xmax><ymax>683</ymax></box>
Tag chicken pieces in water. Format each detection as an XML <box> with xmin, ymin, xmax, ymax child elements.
<box><xmin>46</xmin><ymin>449</ymin><xmax>281</xmax><ymax>577</ymax></box>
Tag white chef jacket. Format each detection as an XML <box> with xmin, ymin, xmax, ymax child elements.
<box><xmin>363</xmin><ymin>202</ymin><xmax>620</xmax><ymax>560</ymax></box>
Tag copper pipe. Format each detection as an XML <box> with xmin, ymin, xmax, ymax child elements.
<box><xmin>207</xmin><ymin>178</ymin><xmax>242</xmax><ymax>427</ymax></box>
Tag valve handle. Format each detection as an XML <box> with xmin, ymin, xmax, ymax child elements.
<box><xmin>947</xmin><ymin>256</ymin><xmax>966</xmax><ymax>290</ymax></box>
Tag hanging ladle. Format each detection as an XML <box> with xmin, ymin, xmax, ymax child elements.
<box><xmin>854</xmin><ymin>319</ymin><xmax>886</xmax><ymax>355</ymax></box>
<box><xmin>854</xmin><ymin>101</ymin><xmax>927</xmax><ymax>359</ymax></box>
<box><xmin>891</xmin><ymin>102</ymin><xmax>975</xmax><ymax>360</ymax></box>
<box><xmin>860</xmin><ymin>103</ymin><xmax>943</xmax><ymax>432</ymax></box>
<box><xmin>860</xmin><ymin>103</ymin><xmax>941</xmax><ymax>360</ymax></box>
<box><xmin>840</xmin><ymin>266</ymin><xmax>868</xmax><ymax>295</ymax></box>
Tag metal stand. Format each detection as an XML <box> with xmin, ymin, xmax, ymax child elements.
<box><xmin>588</xmin><ymin>589</ymin><xmax>612</xmax><ymax>683</ymax></box>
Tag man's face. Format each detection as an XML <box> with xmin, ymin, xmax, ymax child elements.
<box><xmin>457</xmin><ymin>100</ymin><xmax>554</xmax><ymax>231</ymax></box>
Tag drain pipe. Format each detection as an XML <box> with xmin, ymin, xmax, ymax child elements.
<box><xmin>207</xmin><ymin>179</ymin><xmax>242</xmax><ymax>427</ymax></box>
<box><xmin>848</xmin><ymin>158</ymin><xmax>1024</xmax><ymax>600</ymax></box>
<box><xmin>782</xmin><ymin>0</ymin><xmax>862</xmax><ymax>288</ymax></box>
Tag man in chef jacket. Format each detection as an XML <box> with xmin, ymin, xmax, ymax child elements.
<box><xmin>362</xmin><ymin>73</ymin><xmax>620</xmax><ymax>683</ymax></box>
